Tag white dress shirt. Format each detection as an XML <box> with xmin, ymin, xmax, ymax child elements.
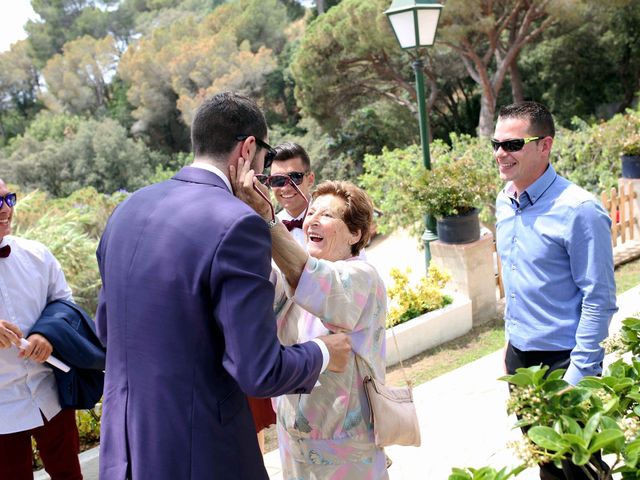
<box><xmin>277</xmin><ymin>209</ymin><xmax>306</xmax><ymax>247</ymax></box>
<box><xmin>0</xmin><ymin>236</ymin><xmax>73</xmax><ymax>434</ymax></box>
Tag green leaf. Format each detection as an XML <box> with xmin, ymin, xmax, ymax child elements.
<box><xmin>560</xmin><ymin>415</ymin><xmax>582</xmax><ymax>436</ymax></box>
<box><xmin>563</xmin><ymin>433</ymin><xmax>588</xmax><ymax>449</ymax></box>
<box><xmin>528</xmin><ymin>426</ymin><xmax>568</xmax><ymax>452</ymax></box>
<box><xmin>448</xmin><ymin>468</ymin><xmax>473</xmax><ymax>480</ymax></box>
<box><xmin>506</xmin><ymin>372</ymin><xmax>534</xmax><ymax>387</ymax></box>
<box><xmin>583</xmin><ymin>412</ymin><xmax>601</xmax><ymax>443</ymax></box>
<box><xmin>547</xmin><ymin>369</ymin><xmax>566</xmax><ymax>381</ymax></box>
<box><xmin>590</xmin><ymin>429</ymin><xmax>625</xmax><ymax>453</ymax></box>
<box><xmin>571</xmin><ymin>444</ymin><xmax>590</xmax><ymax>465</ymax></box>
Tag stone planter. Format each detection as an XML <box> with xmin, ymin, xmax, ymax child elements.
<box><xmin>385</xmin><ymin>291</ymin><xmax>473</xmax><ymax>367</ymax></box>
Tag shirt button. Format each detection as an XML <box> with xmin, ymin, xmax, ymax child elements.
<box><xmin>510</xmin><ymin>293</ymin><xmax>515</xmax><ymax>299</ymax></box>
<box><xmin>516</xmin><ymin>209</ymin><xmax>522</xmax><ymax>214</ymax></box>
<box><xmin>511</xmin><ymin>265</ymin><xmax>516</xmax><ymax>271</ymax></box>
<box><xmin>512</xmin><ymin>237</ymin><xmax>517</xmax><ymax>243</ymax></box>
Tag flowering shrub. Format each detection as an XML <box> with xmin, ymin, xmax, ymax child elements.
<box><xmin>450</xmin><ymin>315</ymin><xmax>640</xmax><ymax>479</ymax></box>
<box><xmin>386</xmin><ymin>265</ymin><xmax>452</xmax><ymax>328</ymax></box>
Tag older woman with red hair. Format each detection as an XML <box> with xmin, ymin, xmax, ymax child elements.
<box><xmin>233</xmin><ymin>161</ymin><xmax>389</xmax><ymax>480</ymax></box>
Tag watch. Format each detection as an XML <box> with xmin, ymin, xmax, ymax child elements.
<box><xmin>266</xmin><ymin>216</ymin><xmax>279</xmax><ymax>229</ymax></box>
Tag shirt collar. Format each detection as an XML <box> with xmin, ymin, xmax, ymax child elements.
<box><xmin>278</xmin><ymin>208</ymin><xmax>306</xmax><ymax>222</ymax></box>
<box><xmin>504</xmin><ymin>163</ymin><xmax>556</xmax><ymax>206</ymax></box>
<box><xmin>190</xmin><ymin>162</ymin><xmax>233</xmax><ymax>193</ymax></box>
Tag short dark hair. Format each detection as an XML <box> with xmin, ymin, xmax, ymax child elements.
<box><xmin>273</xmin><ymin>142</ymin><xmax>311</xmax><ymax>171</ymax></box>
<box><xmin>313</xmin><ymin>180</ymin><xmax>373</xmax><ymax>256</ymax></box>
<box><xmin>191</xmin><ymin>92</ymin><xmax>267</xmax><ymax>158</ymax></box>
<box><xmin>497</xmin><ymin>101</ymin><xmax>555</xmax><ymax>138</ymax></box>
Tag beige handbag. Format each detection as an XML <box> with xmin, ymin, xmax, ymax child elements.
<box><xmin>356</xmin><ymin>328</ymin><xmax>421</xmax><ymax>448</ymax></box>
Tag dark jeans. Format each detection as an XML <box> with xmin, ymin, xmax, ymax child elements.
<box><xmin>505</xmin><ymin>343</ymin><xmax>609</xmax><ymax>480</ymax></box>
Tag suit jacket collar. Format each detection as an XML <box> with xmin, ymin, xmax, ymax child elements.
<box><xmin>173</xmin><ymin>166</ymin><xmax>232</xmax><ymax>193</ymax></box>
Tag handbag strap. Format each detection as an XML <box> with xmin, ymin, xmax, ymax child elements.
<box><xmin>354</xmin><ymin>324</ymin><xmax>412</xmax><ymax>389</ymax></box>
<box><xmin>389</xmin><ymin>325</ymin><xmax>412</xmax><ymax>388</ymax></box>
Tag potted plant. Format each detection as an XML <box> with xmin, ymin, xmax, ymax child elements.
<box><xmin>621</xmin><ymin>134</ymin><xmax>640</xmax><ymax>179</ymax></box>
<box><xmin>414</xmin><ymin>155</ymin><xmax>498</xmax><ymax>244</ymax></box>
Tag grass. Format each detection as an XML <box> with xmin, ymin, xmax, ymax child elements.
<box><xmin>616</xmin><ymin>257</ymin><xmax>640</xmax><ymax>293</ymax></box>
<box><xmin>386</xmin><ymin>315</ymin><xmax>505</xmax><ymax>387</ymax></box>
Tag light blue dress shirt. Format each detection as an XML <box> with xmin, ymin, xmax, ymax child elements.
<box><xmin>496</xmin><ymin>164</ymin><xmax>618</xmax><ymax>385</ymax></box>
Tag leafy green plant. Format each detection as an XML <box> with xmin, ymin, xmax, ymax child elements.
<box><xmin>622</xmin><ymin>134</ymin><xmax>640</xmax><ymax>156</ymax></box>
<box><xmin>12</xmin><ymin>186</ymin><xmax>126</xmax><ymax>314</ymax></box>
<box><xmin>386</xmin><ymin>264</ymin><xmax>452</xmax><ymax>328</ymax></box>
<box><xmin>449</xmin><ymin>465</ymin><xmax>526</xmax><ymax>480</ymax></box>
<box><xmin>415</xmin><ymin>154</ymin><xmax>498</xmax><ymax>218</ymax></box>
<box><xmin>451</xmin><ymin>315</ymin><xmax>640</xmax><ymax>479</ymax></box>
<box><xmin>360</xmin><ymin>135</ymin><xmax>500</xmax><ymax>236</ymax></box>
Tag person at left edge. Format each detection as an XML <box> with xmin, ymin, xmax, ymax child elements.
<box><xmin>0</xmin><ymin>178</ymin><xmax>82</xmax><ymax>480</ymax></box>
<box><xmin>95</xmin><ymin>91</ymin><xmax>351</xmax><ymax>480</ymax></box>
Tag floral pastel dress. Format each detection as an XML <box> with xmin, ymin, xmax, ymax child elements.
<box><xmin>272</xmin><ymin>256</ymin><xmax>388</xmax><ymax>480</ymax></box>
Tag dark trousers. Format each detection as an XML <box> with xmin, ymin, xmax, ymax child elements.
<box><xmin>505</xmin><ymin>343</ymin><xmax>608</xmax><ymax>480</ymax></box>
<box><xmin>0</xmin><ymin>408</ymin><xmax>82</xmax><ymax>480</ymax></box>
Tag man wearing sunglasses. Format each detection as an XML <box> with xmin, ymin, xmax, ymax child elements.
<box><xmin>494</xmin><ymin>102</ymin><xmax>617</xmax><ymax>480</ymax></box>
<box><xmin>268</xmin><ymin>142</ymin><xmax>316</xmax><ymax>246</ymax></box>
<box><xmin>0</xmin><ymin>179</ymin><xmax>82</xmax><ymax>479</ymax></box>
<box><xmin>96</xmin><ymin>92</ymin><xmax>351</xmax><ymax>480</ymax></box>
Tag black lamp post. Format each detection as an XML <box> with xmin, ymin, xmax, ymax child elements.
<box><xmin>384</xmin><ymin>0</ymin><xmax>443</xmax><ymax>269</ymax></box>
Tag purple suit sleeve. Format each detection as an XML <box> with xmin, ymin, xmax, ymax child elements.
<box><xmin>212</xmin><ymin>213</ymin><xmax>322</xmax><ymax>397</ymax></box>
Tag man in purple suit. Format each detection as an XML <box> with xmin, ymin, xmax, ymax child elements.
<box><xmin>96</xmin><ymin>92</ymin><xmax>351</xmax><ymax>479</ymax></box>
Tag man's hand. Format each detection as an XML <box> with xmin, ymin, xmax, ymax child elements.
<box><xmin>18</xmin><ymin>334</ymin><xmax>53</xmax><ymax>363</ymax></box>
<box><xmin>0</xmin><ymin>319</ymin><xmax>22</xmax><ymax>349</ymax></box>
<box><xmin>317</xmin><ymin>333</ymin><xmax>352</xmax><ymax>373</ymax></box>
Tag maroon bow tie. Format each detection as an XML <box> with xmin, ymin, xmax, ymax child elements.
<box><xmin>282</xmin><ymin>218</ymin><xmax>303</xmax><ymax>232</ymax></box>
<box><xmin>0</xmin><ymin>245</ymin><xmax>10</xmax><ymax>258</ymax></box>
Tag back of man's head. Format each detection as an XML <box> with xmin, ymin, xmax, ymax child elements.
<box><xmin>497</xmin><ymin>101</ymin><xmax>555</xmax><ymax>138</ymax></box>
<box><xmin>191</xmin><ymin>92</ymin><xmax>267</xmax><ymax>159</ymax></box>
<box><xmin>273</xmin><ymin>142</ymin><xmax>311</xmax><ymax>171</ymax></box>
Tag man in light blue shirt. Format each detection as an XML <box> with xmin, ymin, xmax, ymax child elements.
<box><xmin>494</xmin><ymin>101</ymin><xmax>617</xmax><ymax>480</ymax></box>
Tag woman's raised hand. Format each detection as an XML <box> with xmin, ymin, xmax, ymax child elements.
<box><xmin>230</xmin><ymin>157</ymin><xmax>273</xmax><ymax>221</ymax></box>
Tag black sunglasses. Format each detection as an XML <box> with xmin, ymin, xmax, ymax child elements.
<box><xmin>255</xmin><ymin>172</ymin><xmax>307</xmax><ymax>188</ymax></box>
<box><xmin>0</xmin><ymin>193</ymin><xmax>17</xmax><ymax>209</ymax></box>
<box><xmin>490</xmin><ymin>136</ymin><xmax>542</xmax><ymax>152</ymax></box>
<box><xmin>236</xmin><ymin>135</ymin><xmax>276</xmax><ymax>169</ymax></box>
<box><xmin>252</xmin><ymin>174</ymin><xmax>309</xmax><ymax>224</ymax></box>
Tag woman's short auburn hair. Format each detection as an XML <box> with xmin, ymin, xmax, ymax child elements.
<box><xmin>312</xmin><ymin>180</ymin><xmax>374</xmax><ymax>256</ymax></box>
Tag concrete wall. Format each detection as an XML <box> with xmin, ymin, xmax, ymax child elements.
<box><xmin>430</xmin><ymin>233</ymin><xmax>497</xmax><ymax>326</ymax></box>
<box><xmin>386</xmin><ymin>292</ymin><xmax>472</xmax><ymax>367</ymax></box>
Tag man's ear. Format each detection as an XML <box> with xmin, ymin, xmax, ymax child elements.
<box><xmin>540</xmin><ymin>136</ymin><xmax>554</xmax><ymax>157</ymax></box>
<box><xmin>307</xmin><ymin>171</ymin><xmax>315</xmax><ymax>187</ymax></box>
<box><xmin>239</xmin><ymin>136</ymin><xmax>257</xmax><ymax>162</ymax></box>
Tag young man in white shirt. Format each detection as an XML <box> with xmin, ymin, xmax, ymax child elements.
<box><xmin>271</xmin><ymin>142</ymin><xmax>315</xmax><ymax>247</ymax></box>
<box><xmin>0</xmin><ymin>178</ymin><xmax>82</xmax><ymax>479</ymax></box>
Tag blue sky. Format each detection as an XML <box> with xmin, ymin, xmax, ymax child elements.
<box><xmin>0</xmin><ymin>1</ymin><xmax>36</xmax><ymax>53</ymax></box>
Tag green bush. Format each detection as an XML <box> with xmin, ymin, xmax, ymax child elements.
<box><xmin>552</xmin><ymin>108</ymin><xmax>640</xmax><ymax>193</ymax></box>
<box><xmin>360</xmin><ymin>134</ymin><xmax>500</xmax><ymax>237</ymax></box>
<box><xmin>622</xmin><ymin>133</ymin><xmax>640</xmax><ymax>156</ymax></box>
<box><xmin>1</xmin><ymin>112</ymin><xmax>167</xmax><ymax>197</ymax></box>
<box><xmin>415</xmin><ymin>154</ymin><xmax>499</xmax><ymax>218</ymax></box>
<box><xmin>451</xmin><ymin>315</ymin><xmax>640</xmax><ymax>479</ymax></box>
<box><xmin>386</xmin><ymin>265</ymin><xmax>452</xmax><ymax>328</ymax></box>
<box><xmin>12</xmin><ymin>186</ymin><xmax>126</xmax><ymax>314</ymax></box>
